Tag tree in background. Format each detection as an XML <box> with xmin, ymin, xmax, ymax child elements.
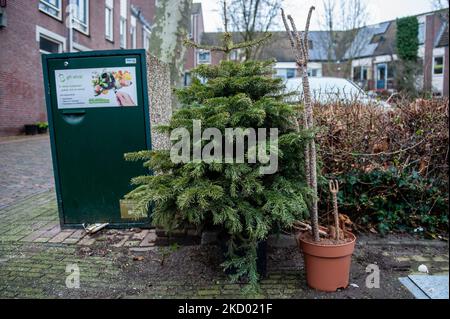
<box><xmin>320</xmin><ymin>0</ymin><xmax>369</xmax><ymax>77</ymax></box>
<box><xmin>395</xmin><ymin>16</ymin><xmax>420</xmax><ymax>96</ymax></box>
<box><xmin>223</xmin><ymin>0</ymin><xmax>283</xmax><ymax>60</ymax></box>
<box><xmin>149</xmin><ymin>0</ymin><xmax>192</xmax><ymax>93</ymax></box>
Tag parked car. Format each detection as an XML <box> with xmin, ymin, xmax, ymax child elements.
<box><xmin>284</xmin><ymin>77</ymin><xmax>391</xmax><ymax>108</ymax></box>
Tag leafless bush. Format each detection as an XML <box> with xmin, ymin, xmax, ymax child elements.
<box><xmin>316</xmin><ymin>98</ymin><xmax>449</xmax><ymax>182</ymax></box>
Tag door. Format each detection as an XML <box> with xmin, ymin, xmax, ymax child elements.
<box><xmin>376</xmin><ymin>63</ymin><xmax>387</xmax><ymax>90</ymax></box>
<box><xmin>46</xmin><ymin>53</ymin><xmax>150</xmax><ymax>226</ymax></box>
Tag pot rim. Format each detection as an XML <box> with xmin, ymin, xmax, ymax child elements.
<box><xmin>298</xmin><ymin>231</ymin><xmax>356</xmax><ymax>248</ymax></box>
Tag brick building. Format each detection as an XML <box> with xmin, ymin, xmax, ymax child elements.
<box><xmin>0</xmin><ymin>0</ymin><xmax>204</xmax><ymax>136</ymax></box>
<box><xmin>183</xmin><ymin>2</ymin><xmax>204</xmax><ymax>86</ymax></box>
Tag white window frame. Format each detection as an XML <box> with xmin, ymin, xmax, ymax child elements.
<box><xmin>433</xmin><ymin>55</ymin><xmax>444</xmax><ymax>76</ymax></box>
<box><xmin>197</xmin><ymin>50</ymin><xmax>211</xmax><ymax>64</ymax></box>
<box><xmin>120</xmin><ymin>0</ymin><xmax>128</xmax><ymax>49</ymax></box>
<box><xmin>72</xmin><ymin>42</ymin><xmax>91</xmax><ymax>52</ymax></box>
<box><xmin>72</xmin><ymin>0</ymin><xmax>90</xmax><ymax>35</ymax></box>
<box><xmin>39</xmin><ymin>0</ymin><xmax>62</xmax><ymax>21</ymax></box>
<box><xmin>36</xmin><ymin>25</ymin><xmax>66</xmax><ymax>54</ymax></box>
<box><xmin>130</xmin><ymin>16</ymin><xmax>137</xmax><ymax>49</ymax></box>
<box><xmin>105</xmin><ymin>0</ymin><xmax>114</xmax><ymax>41</ymax></box>
<box><xmin>143</xmin><ymin>26</ymin><xmax>151</xmax><ymax>51</ymax></box>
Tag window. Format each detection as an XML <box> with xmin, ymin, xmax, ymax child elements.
<box><xmin>72</xmin><ymin>0</ymin><xmax>89</xmax><ymax>34</ymax></box>
<box><xmin>184</xmin><ymin>72</ymin><xmax>192</xmax><ymax>86</ymax></box>
<box><xmin>434</xmin><ymin>56</ymin><xmax>444</xmax><ymax>75</ymax></box>
<box><xmin>120</xmin><ymin>0</ymin><xmax>128</xmax><ymax>48</ymax></box>
<box><xmin>308</xmin><ymin>40</ymin><xmax>313</xmax><ymax>50</ymax></box>
<box><xmin>143</xmin><ymin>27</ymin><xmax>151</xmax><ymax>51</ymax></box>
<box><xmin>130</xmin><ymin>16</ymin><xmax>137</xmax><ymax>49</ymax></box>
<box><xmin>198</xmin><ymin>50</ymin><xmax>211</xmax><ymax>64</ymax></box>
<box><xmin>39</xmin><ymin>0</ymin><xmax>61</xmax><ymax>20</ymax></box>
<box><xmin>418</xmin><ymin>23</ymin><xmax>425</xmax><ymax>44</ymax></box>
<box><xmin>362</xmin><ymin>67</ymin><xmax>368</xmax><ymax>80</ymax></box>
<box><xmin>353</xmin><ymin>66</ymin><xmax>369</xmax><ymax>81</ymax></box>
<box><xmin>387</xmin><ymin>62</ymin><xmax>395</xmax><ymax>78</ymax></box>
<box><xmin>230</xmin><ymin>50</ymin><xmax>238</xmax><ymax>61</ymax></box>
<box><xmin>105</xmin><ymin>0</ymin><xmax>114</xmax><ymax>41</ymax></box>
<box><xmin>307</xmin><ymin>69</ymin><xmax>319</xmax><ymax>77</ymax></box>
<box><xmin>36</xmin><ymin>26</ymin><xmax>66</xmax><ymax>53</ymax></box>
<box><xmin>353</xmin><ymin>66</ymin><xmax>361</xmax><ymax>81</ymax></box>
<box><xmin>39</xmin><ymin>35</ymin><xmax>62</xmax><ymax>54</ymax></box>
<box><xmin>286</xmin><ymin>68</ymin><xmax>296</xmax><ymax>79</ymax></box>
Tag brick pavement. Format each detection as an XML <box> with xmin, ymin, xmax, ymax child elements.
<box><xmin>0</xmin><ymin>136</ymin><xmax>54</xmax><ymax>209</ymax></box>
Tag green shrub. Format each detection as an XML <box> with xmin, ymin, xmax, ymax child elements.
<box><xmin>320</xmin><ymin>167</ymin><xmax>448</xmax><ymax>236</ymax></box>
<box><xmin>36</xmin><ymin>122</ymin><xmax>48</xmax><ymax>129</ymax></box>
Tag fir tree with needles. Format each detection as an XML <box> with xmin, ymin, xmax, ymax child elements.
<box><xmin>124</xmin><ymin>1</ymin><xmax>312</xmax><ymax>292</ymax></box>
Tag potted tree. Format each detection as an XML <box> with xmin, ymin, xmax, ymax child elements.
<box><xmin>281</xmin><ymin>7</ymin><xmax>357</xmax><ymax>292</ymax></box>
<box><xmin>124</xmin><ymin>11</ymin><xmax>312</xmax><ymax>291</ymax></box>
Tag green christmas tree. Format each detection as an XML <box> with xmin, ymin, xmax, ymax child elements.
<box><xmin>124</xmin><ymin>5</ymin><xmax>312</xmax><ymax>291</ymax></box>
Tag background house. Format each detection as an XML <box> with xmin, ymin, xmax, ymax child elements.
<box><xmin>196</xmin><ymin>9</ymin><xmax>448</xmax><ymax>97</ymax></box>
<box><xmin>347</xmin><ymin>9</ymin><xmax>448</xmax><ymax>95</ymax></box>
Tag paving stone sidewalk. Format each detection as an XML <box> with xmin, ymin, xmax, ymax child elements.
<box><xmin>0</xmin><ymin>136</ymin><xmax>54</xmax><ymax>209</ymax></box>
<box><xmin>0</xmin><ymin>189</ymin><xmax>448</xmax><ymax>299</ymax></box>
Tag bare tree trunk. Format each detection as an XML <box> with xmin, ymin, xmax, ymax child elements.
<box><xmin>282</xmin><ymin>7</ymin><xmax>320</xmax><ymax>242</ymax></box>
<box><xmin>304</xmin><ymin>74</ymin><xmax>319</xmax><ymax>242</ymax></box>
<box><xmin>149</xmin><ymin>0</ymin><xmax>192</xmax><ymax>104</ymax></box>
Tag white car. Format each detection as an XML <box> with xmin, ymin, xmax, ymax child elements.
<box><xmin>284</xmin><ymin>77</ymin><xmax>391</xmax><ymax>108</ymax></box>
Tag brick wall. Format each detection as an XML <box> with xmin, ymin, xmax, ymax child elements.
<box><xmin>184</xmin><ymin>9</ymin><xmax>204</xmax><ymax>71</ymax></box>
<box><xmin>0</xmin><ymin>0</ymin><xmax>155</xmax><ymax>136</ymax></box>
<box><xmin>444</xmin><ymin>46</ymin><xmax>449</xmax><ymax>96</ymax></box>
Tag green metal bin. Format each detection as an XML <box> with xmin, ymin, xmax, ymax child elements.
<box><xmin>41</xmin><ymin>49</ymin><xmax>152</xmax><ymax>228</ymax></box>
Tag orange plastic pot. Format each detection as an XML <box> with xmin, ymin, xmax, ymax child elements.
<box><xmin>298</xmin><ymin>232</ymin><xmax>356</xmax><ymax>292</ymax></box>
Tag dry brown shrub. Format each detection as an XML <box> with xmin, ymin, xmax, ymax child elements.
<box><xmin>315</xmin><ymin>98</ymin><xmax>449</xmax><ymax>182</ymax></box>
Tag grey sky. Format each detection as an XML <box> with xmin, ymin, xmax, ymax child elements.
<box><xmin>195</xmin><ymin>0</ymin><xmax>447</xmax><ymax>32</ymax></box>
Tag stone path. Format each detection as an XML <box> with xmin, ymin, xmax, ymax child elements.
<box><xmin>0</xmin><ymin>191</ymin><xmax>156</xmax><ymax>247</ymax></box>
<box><xmin>0</xmin><ymin>189</ymin><xmax>448</xmax><ymax>299</ymax></box>
<box><xmin>0</xmin><ymin>136</ymin><xmax>54</xmax><ymax>209</ymax></box>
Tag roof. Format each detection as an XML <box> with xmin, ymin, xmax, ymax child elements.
<box><xmin>200</xmin><ymin>31</ymin><xmax>338</xmax><ymax>62</ymax></box>
<box><xmin>343</xmin><ymin>22</ymin><xmax>390</xmax><ymax>59</ymax></box>
<box><xmin>435</xmin><ymin>22</ymin><xmax>449</xmax><ymax>47</ymax></box>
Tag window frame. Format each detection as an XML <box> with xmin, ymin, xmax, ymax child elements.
<box><xmin>433</xmin><ymin>56</ymin><xmax>444</xmax><ymax>75</ymax></box>
<box><xmin>39</xmin><ymin>35</ymin><xmax>63</xmax><ymax>54</ymax></box>
<box><xmin>105</xmin><ymin>0</ymin><xmax>114</xmax><ymax>42</ymax></box>
<box><xmin>39</xmin><ymin>0</ymin><xmax>62</xmax><ymax>21</ymax></box>
<box><xmin>130</xmin><ymin>16</ymin><xmax>137</xmax><ymax>49</ymax></box>
<box><xmin>36</xmin><ymin>25</ymin><xmax>66</xmax><ymax>54</ymax></box>
<box><xmin>72</xmin><ymin>0</ymin><xmax>90</xmax><ymax>36</ymax></box>
<box><xmin>286</xmin><ymin>68</ymin><xmax>296</xmax><ymax>79</ymax></box>
<box><xmin>197</xmin><ymin>50</ymin><xmax>211</xmax><ymax>64</ymax></box>
<box><xmin>119</xmin><ymin>0</ymin><xmax>128</xmax><ymax>49</ymax></box>
<box><xmin>143</xmin><ymin>26</ymin><xmax>151</xmax><ymax>51</ymax></box>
